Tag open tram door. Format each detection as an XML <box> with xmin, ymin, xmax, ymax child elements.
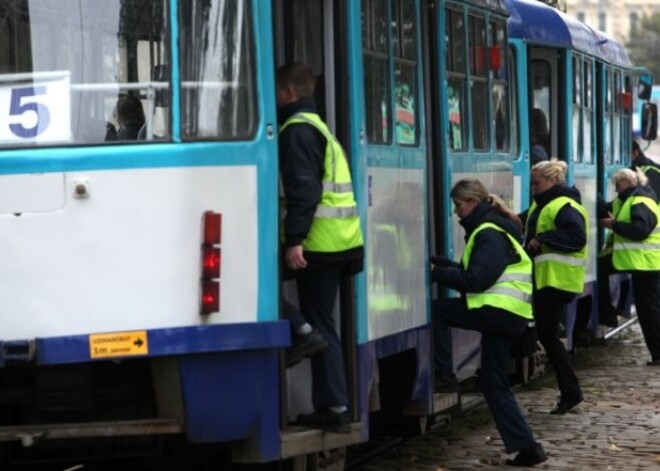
<box><xmin>271</xmin><ymin>0</ymin><xmax>363</xmax><ymax>466</ymax></box>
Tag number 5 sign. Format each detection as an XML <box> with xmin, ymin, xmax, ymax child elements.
<box><xmin>0</xmin><ymin>71</ymin><xmax>71</xmax><ymax>144</ymax></box>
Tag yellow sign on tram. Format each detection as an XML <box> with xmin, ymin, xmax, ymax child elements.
<box><xmin>89</xmin><ymin>331</ymin><xmax>149</xmax><ymax>359</ymax></box>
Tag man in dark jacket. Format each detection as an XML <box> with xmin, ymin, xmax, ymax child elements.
<box><xmin>277</xmin><ymin>63</ymin><xmax>364</xmax><ymax>433</ymax></box>
<box><xmin>632</xmin><ymin>140</ymin><xmax>660</xmax><ymax>202</ymax></box>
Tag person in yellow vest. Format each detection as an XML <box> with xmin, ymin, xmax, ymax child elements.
<box><xmin>599</xmin><ymin>168</ymin><xmax>660</xmax><ymax>366</ymax></box>
<box><xmin>276</xmin><ymin>63</ymin><xmax>364</xmax><ymax>433</ymax></box>
<box><xmin>522</xmin><ymin>159</ymin><xmax>587</xmax><ymax>414</ymax></box>
<box><xmin>432</xmin><ymin>179</ymin><xmax>547</xmax><ymax>467</ymax></box>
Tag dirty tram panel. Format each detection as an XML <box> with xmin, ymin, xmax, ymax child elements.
<box><xmin>0</xmin><ymin>0</ymin><xmax>656</xmax><ymax>470</ymax></box>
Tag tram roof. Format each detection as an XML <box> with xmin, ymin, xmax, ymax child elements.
<box><xmin>505</xmin><ymin>0</ymin><xmax>631</xmax><ymax>67</ymax></box>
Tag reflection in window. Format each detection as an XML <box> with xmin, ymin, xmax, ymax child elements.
<box><xmin>469</xmin><ymin>14</ymin><xmax>488</xmax><ymax>150</ymax></box>
<box><xmin>492</xmin><ymin>22</ymin><xmax>508</xmax><ymax>151</ymax></box>
<box><xmin>447</xmin><ymin>78</ymin><xmax>465</xmax><ymax>150</ymax></box>
<box><xmin>584</xmin><ymin>60</ymin><xmax>593</xmax><ymax>163</ymax></box>
<box><xmin>179</xmin><ymin>0</ymin><xmax>258</xmax><ymax>140</ymax></box>
<box><xmin>362</xmin><ymin>0</ymin><xmax>390</xmax><ymax>144</ymax></box>
<box><xmin>0</xmin><ymin>0</ymin><xmax>170</xmax><ymax>147</ymax></box>
<box><xmin>446</xmin><ymin>7</ymin><xmax>466</xmax><ymax>151</ymax></box>
<box><xmin>531</xmin><ymin>60</ymin><xmax>551</xmax><ymax>159</ymax></box>
<box><xmin>394</xmin><ymin>0</ymin><xmax>417</xmax><ymax>145</ymax></box>
<box><xmin>508</xmin><ymin>47</ymin><xmax>519</xmax><ymax>157</ymax></box>
<box><xmin>572</xmin><ymin>56</ymin><xmax>582</xmax><ymax>163</ymax></box>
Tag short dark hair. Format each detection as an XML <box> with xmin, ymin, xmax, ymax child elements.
<box><xmin>117</xmin><ymin>95</ymin><xmax>145</xmax><ymax>125</ymax></box>
<box><xmin>276</xmin><ymin>63</ymin><xmax>315</xmax><ymax>98</ymax></box>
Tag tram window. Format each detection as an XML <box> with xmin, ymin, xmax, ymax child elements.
<box><xmin>583</xmin><ymin>61</ymin><xmax>593</xmax><ymax>164</ymax></box>
<box><xmin>393</xmin><ymin>0</ymin><xmax>418</xmax><ymax>146</ymax></box>
<box><xmin>531</xmin><ymin>60</ymin><xmax>551</xmax><ymax>160</ymax></box>
<box><xmin>572</xmin><ymin>57</ymin><xmax>582</xmax><ymax>163</ymax></box>
<box><xmin>0</xmin><ymin>0</ymin><xmax>169</xmax><ymax>147</ymax></box>
<box><xmin>362</xmin><ymin>0</ymin><xmax>391</xmax><ymax>144</ymax></box>
<box><xmin>179</xmin><ymin>0</ymin><xmax>258</xmax><ymax>141</ymax></box>
<box><xmin>447</xmin><ymin>78</ymin><xmax>466</xmax><ymax>150</ymax></box>
<box><xmin>446</xmin><ymin>8</ymin><xmax>466</xmax><ymax>151</ymax></box>
<box><xmin>469</xmin><ymin>14</ymin><xmax>488</xmax><ymax>150</ymax></box>
<box><xmin>492</xmin><ymin>21</ymin><xmax>508</xmax><ymax>151</ymax></box>
<box><xmin>508</xmin><ymin>47</ymin><xmax>519</xmax><ymax>157</ymax></box>
<box><xmin>622</xmin><ymin>74</ymin><xmax>632</xmax><ymax>166</ymax></box>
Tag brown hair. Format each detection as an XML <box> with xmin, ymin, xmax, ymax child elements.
<box><xmin>450</xmin><ymin>178</ymin><xmax>522</xmax><ymax>230</ymax></box>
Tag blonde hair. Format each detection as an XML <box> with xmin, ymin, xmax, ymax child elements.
<box><xmin>451</xmin><ymin>178</ymin><xmax>522</xmax><ymax>230</ymax></box>
<box><xmin>531</xmin><ymin>158</ymin><xmax>567</xmax><ymax>184</ymax></box>
<box><xmin>612</xmin><ymin>167</ymin><xmax>648</xmax><ymax>188</ymax></box>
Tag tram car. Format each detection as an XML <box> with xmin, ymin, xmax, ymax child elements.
<box><xmin>0</xmin><ymin>0</ymin><xmax>654</xmax><ymax>470</ymax></box>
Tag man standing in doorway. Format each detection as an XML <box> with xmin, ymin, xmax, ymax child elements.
<box><xmin>277</xmin><ymin>63</ymin><xmax>364</xmax><ymax>433</ymax></box>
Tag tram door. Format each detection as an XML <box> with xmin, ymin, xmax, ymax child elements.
<box><xmin>529</xmin><ymin>48</ymin><xmax>560</xmax><ymax>163</ymax></box>
<box><xmin>273</xmin><ymin>0</ymin><xmax>357</xmax><ymax>425</ymax></box>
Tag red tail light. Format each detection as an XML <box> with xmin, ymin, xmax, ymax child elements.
<box><xmin>203</xmin><ymin>211</ymin><xmax>222</xmax><ymax>245</ymax></box>
<box><xmin>202</xmin><ymin>246</ymin><xmax>221</xmax><ymax>278</ymax></box>
<box><xmin>201</xmin><ymin>281</ymin><xmax>220</xmax><ymax>314</ymax></box>
<box><xmin>200</xmin><ymin>211</ymin><xmax>222</xmax><ymax>315</ymax></box>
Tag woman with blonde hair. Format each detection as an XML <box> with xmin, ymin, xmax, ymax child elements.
<box><xmin>523</xmin><ymin>159</ymin><xmax>587</xmax><ymax>414</ymax></box>
<box><xmin>599</xmin><ymin>167</ymin><xmax>660</xmax><ymax>366</ymax></box>
<box><xmin>431</xmin><ymin>178</ymin><xmax>547</xmax><ymax>466</ymax></box>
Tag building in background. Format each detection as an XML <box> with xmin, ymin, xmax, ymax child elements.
<box><xmin>565</xmin><ymin>0</ymin><xmax>660</xmax><ymax>44</ymax></box>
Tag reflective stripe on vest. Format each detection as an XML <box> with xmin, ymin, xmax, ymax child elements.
<box><xmin>280</xmin><ymin>112</ymin><xmax>364</xmax><ymax>252</ymax></box>
<box><xmin>461</xmin><ymin>222</ymin><xmax>533</xmax><ymax>319</ymax></box>
<box><xmin>612</xmin><ymin>194</ymin><xmax>660</xmax><ymax>271</ymax></box>
<box><xmin>527</xmin><ymin>197</ymin><xmax>588</xmax><ymax>293</ymax></box>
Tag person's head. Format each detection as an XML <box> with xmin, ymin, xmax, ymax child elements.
<box><xmin>530</xmin><ymin>158</ymin><xmax>567</xmax><ymax>195</ymax></box>
<box><xmin>276</xmin><ymin>63</ymin><xmax>316</xmax><ymax>108</ymax></box>
<box><xmin>450</xmin><ymin>178</ymin><xmax>521</xmax><ymax>229</ymax></box>
<box><xmin>116</xmin><ymin>95</ymin><xmax>145</xmax><ymax>127</ymax></box>
<box><xmin>611</xmin><ymin>167</ymin><xmax>648</xmax><ymax>194</ymax></box>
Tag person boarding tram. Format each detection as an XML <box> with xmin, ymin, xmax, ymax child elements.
<box><xmin>431</xmin><ymin>179</ymin><xmax>547</xmax><ymax>467</ymax></box>
<box><xmin>522</xmin><ymin>159</ymin><xmax>586</xmax><ymax>414</ymax></box>
<box><xmin>276</xmin><ymin>63</ymin><xmax>364</xmax><ymax>433</ymax></box>
<box><xmin>599</xmin><ymin>168</ymin><xmax>660</xmax><ymax>366</ymax></box>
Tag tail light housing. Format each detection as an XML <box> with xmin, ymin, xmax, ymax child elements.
<box><xmin>200</xmin><ymin>211</ymin><xmax>222</xmax><ymax>315</ymax></box>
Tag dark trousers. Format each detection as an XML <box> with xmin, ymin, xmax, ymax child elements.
<box><xmin>534</xmin><ymin>292</ymin><xmax>582</xmax><ymax>401</ymax></box>
<box><xmin>597</xmin><ymin>255</ymin><xmax>620</xmax><ymax>323</ymax></box>
<box><xmin>599</xmin><ymin>255</ymin><xmax>660</xmax><ymax>361</ymax></box>
<box><xmin>631</xmin><ymin>271</ymin><xmax>660</xmax><ymax>361</ymax></box>
<box><xmin>282</xmin><ymin>262</ymin><xmax>348</xmax><ymax>410</ymax></box>
<box><xmin>433</xmin><ymin>298</ymin><xmax>536</xmax><ymax>453</ymax></box>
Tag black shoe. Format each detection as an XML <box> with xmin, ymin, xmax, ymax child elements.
<box><xmin>599</xmin><ymin>310</ymin><xmax>619</xmax><ymax>327</ymax></box>
<box><xmin>647</xmin><ymin>359</ymin><xmax>660</xmax><ymax>366</ymax></box>
<box><xmin>285</xmin><ymin>330</ymin><xmax>328</xmax><ymax>368</ymax></box>
<box><xmin>296</xmin><ymin>409</ymin><xmax>351</xmax><ymax>434</ymax></box>
<box><xmin>506</xmin><ymin>442</ymin><xmax>548</xmax><ymax>467</ymax></box>
<box><xmin>549</xmin><ymin>395</ymin><xmax>583</xmax><ymax>415</ymax></box>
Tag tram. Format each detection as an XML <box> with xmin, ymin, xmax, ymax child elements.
<box><xmin>0</xmin><ymin>0</ymin><xmax>654</xmax><ymax>470</ymax></box>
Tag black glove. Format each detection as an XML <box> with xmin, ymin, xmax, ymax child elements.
<box><xmin>430</xmin><ymin>255</ymin><xmax>453</xmax><ymax>267</ymax></box>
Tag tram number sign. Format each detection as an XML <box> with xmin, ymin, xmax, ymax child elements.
<box><xmin>0</xmin><ymin>72</ymin><xmax>72</xmax><ymax>144</ymax></box>
<box><xmin>89</xmin><ymin>330</ymin><xmax>149</xmax><ymax>359</ymax></box>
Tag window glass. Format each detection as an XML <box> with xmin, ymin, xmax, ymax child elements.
<box><xmin>492</xmin><ymin>22</ymin><xmax>507</xmax><ymax>151</ymax></box>
<box><xmin>584</xmin><ymin>61</ymin><xmax>593</xmax><ymax>164</ymax></box>
<box><xmin>572</xmin><ymin>57</ymin><xmax>582</xmax><ymax>162</ymax></box>
<box><xmin>508</xmin><ymin>47</ymin><xmax>519</xmax><ymax>157</ymax></box>
<box><xmin>446</xmin><ymin>7</ymin><xmax>466</xmax><ymax>151</ymax></box>
<box><xmin>469</xmin><ymin>14</ymin><xmax>488</xmax><ymax>150</ymax></box>
<box><xmin>180</xmin><ymin>0</ymin><xmax>257</xmax><ymax>140</ymax></box>
<box><xmin>362</xmin><ymin>0</ymin><xmax>390</xmax><ymax>144</ymax></box>
<box><xmin>531</xmin><ymin>60</ymin><xmax>551</xmax><ymax>160</ymax></box>
<box><xmin>0</xmin><ymin>0</ymin><xmax>170</xmax><ymax>147</ymax></box>
<box><xmin>394</xmin><ymin>0</ymin><xmax>418</xmax><ymax>146</ymax></box>
<box><xmin>448</xmin><ymin>78</ymin><xmax>465</xmax><ymax>150</ymax></box>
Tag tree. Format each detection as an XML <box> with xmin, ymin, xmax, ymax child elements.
<box><xmin>627</xmin><ymin>14</ymin><xmax>660</xmax><ymax>79</ymax></box>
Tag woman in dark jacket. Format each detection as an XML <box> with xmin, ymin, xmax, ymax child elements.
<box><xmin>599</xmin><ymin>168</ymin><xmax>660</xmax><ymax>366</ymax></box>
<box><xmin>523</xmin><ymin>159</ymin><xmax>587</xmax><ymax>414</ymax></box>
<box><xmin>432</xmin><ymin>178</ymin><xmax>547</xmax><ymax>467</ymax></box>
